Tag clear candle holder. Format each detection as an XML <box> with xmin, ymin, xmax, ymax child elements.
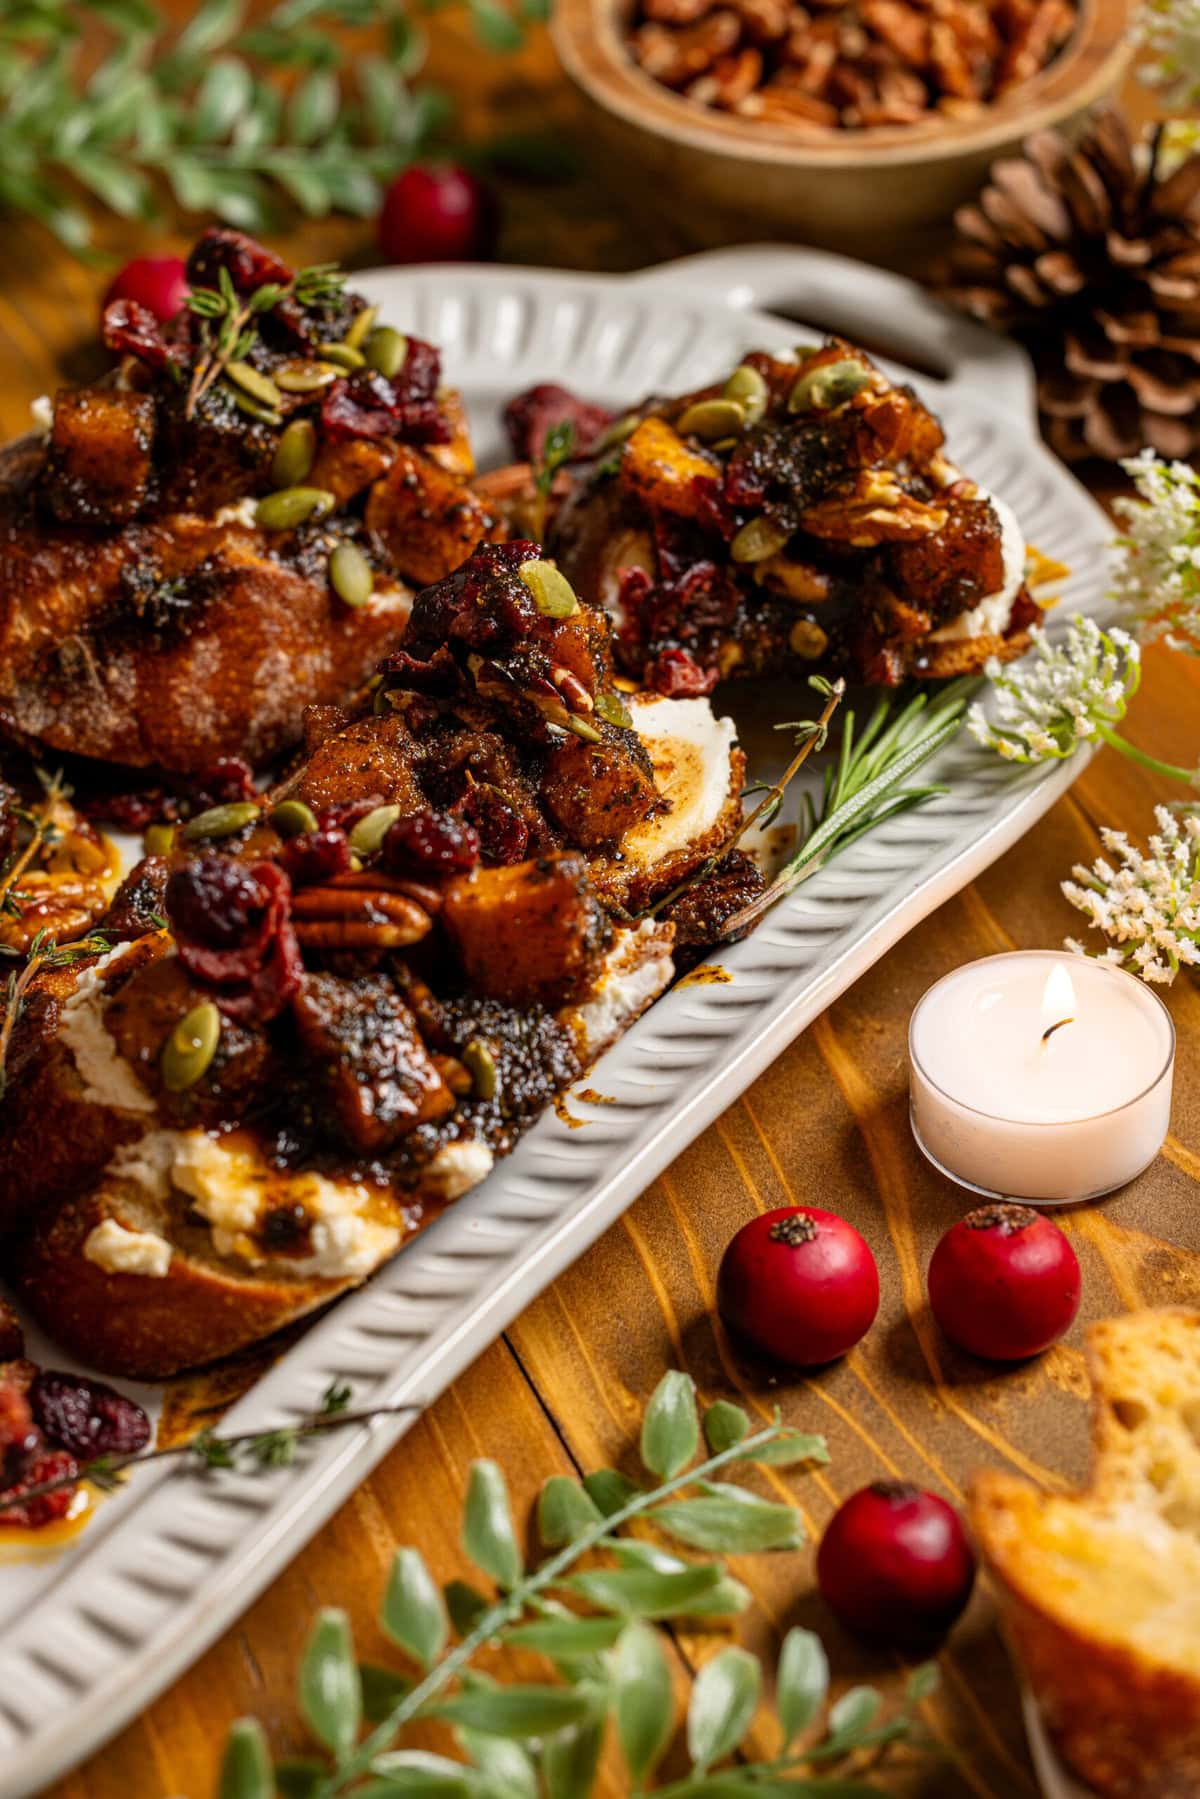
<box><xmin>908</xmin><ymin>952</ymin><xmax>1176</xmax><ymax>1207</ymax></box>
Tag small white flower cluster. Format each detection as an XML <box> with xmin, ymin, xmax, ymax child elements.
<box><xmin>967</xmin><ymin>615</ymin><xmax>1141</xmax><ymax>765</ymax></box>
<box><xmin>1111</xmin><ymin>448</ymin><xmax>1200</xmax><ymax>655</ymax></box>
<box><xmin>1134</xmin><ymin>0</ymin><xmax>1200</xmax><ymax>107</ymax></box>
<box><xmin>1063</xmin><ymin>805</ymin><xmax>1200</xmax><ymax>985</ymax></box>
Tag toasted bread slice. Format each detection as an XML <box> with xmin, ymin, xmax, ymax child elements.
<box><xmin>971</xmin><ymin>1309</ymin><xmax>1200</xmax><ymax>1799</ymax></box>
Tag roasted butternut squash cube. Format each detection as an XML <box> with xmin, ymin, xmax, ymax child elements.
<box><xmin>365</xmin><ymin>447</ymin><xmax>502</xmax><ymax>588</ymax></box>
<box><xmin>293</xmin><ymin>972</ymin><xmax>454</xmax><ymax>1150</ymax></box>
<box><xmin>619</xmin><ymin>417</ymin><xmax>720</xmax><ymax>522</ymax></box>
<box><xmin>442</xmin><ymin>853</ymin><xmax>610</xmax><ymax>1008</ymax></box>
<box><xmin>44</xmin><ymin>386</ymin><xmax>156</xmax><ymax>526</ymax></box>
<box><xmin>539</xmin><ymin>727</ymin><xmax>660</xmax><ymax>849</ymax></box>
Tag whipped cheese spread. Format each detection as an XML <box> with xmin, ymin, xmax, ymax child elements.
<box><xmin>60</xmin><ymin>945</ymin><xmax>156</xmax><ymax>1113</ymax></box>
<box><xmin>83</xmin><ymin>1217</ymin><xmax>172</xmax><ymax>1278</ymax></box>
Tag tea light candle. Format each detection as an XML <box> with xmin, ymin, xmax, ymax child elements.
<box><xmin>909</xmin><ymin>952</ymin><xmax>1174</xmax><ymax>1205</ymax></box>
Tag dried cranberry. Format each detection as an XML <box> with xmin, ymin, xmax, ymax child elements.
<box><xmin>102</xmin><ymin>298</ymin><xmax>176</xmax><ymax>370</ymax></box>
<box><xmin>402</xmin><ymin>541</ymin><xmax>542</xmax><ymax>662</ymax></box>
<box><xmin>453</xmin><ymin>787</ymin><xmax>528</xmax><ymax>865</ymax></box>
<box><xmin>648</xmin><ymin>647</ymin><xmax>718</xmax><ymax>697</ymax></box>
<box><xmin>0</xmin><ymin>1365</ymin><xmax>37</xmax><ymax>1478</ymax></box>
<box><xmin>185</xmin><ymin>227</ymin><xmax>291</xmax><ymax>294</ymax></box>
<box><xmin>279</xmin><ymin>826</ymin><xmax>352</xmax><ymax>888</ymax></box>
<box><xmin>319</xmin><ymin>796</ymin><xmax>388</xmax><ymax>835</ymax></box>
<box><xmin>31</xmin><ymin>1371</ymin><xmax>151</xmax><ymax>1458</ymax></box>
<box><xmin>0</xmin><ymin>1447</ymin><xmax>80</xmax><ymax>1530</ymax></box>
<box><xmin>320</xmin><ymin>361</ymin><xmax>449</xmax><ymax>446</ymax></box>
<box><xmin>167</xmin><ymin>856</ymin><xmax>265</xmax><ymax>950</ymax></box>
<box><xmin>168</xmin><ymin>855</ymin><xmax>302</xmax><ymax>1022</ymax></box>
<box><xmin>504</xmin><ymin>383</ymin><xmax>613</xmax><ymax>463</ymax></box>
<box><xmin>80</xmin><ymin>787</ymin><xmax>173</xmax><ymax>832</ymax></box>
<box><xmin>383</xmin><ymin>809</ymin><xmax>480</xmax><ymax>879</ymax></box>
<box><xmin>395</xmin><ymin>335</ymin><xmax>441</xmax><ymax>403</ymax></box>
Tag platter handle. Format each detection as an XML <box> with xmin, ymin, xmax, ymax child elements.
<box><xmin>630</xmin><ymin>244</ymin><xmax>1038</xmax><ymax>425</ymax></box>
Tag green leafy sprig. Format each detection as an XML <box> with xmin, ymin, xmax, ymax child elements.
<box><xmin>184</xmin><ymin>258</ymin><xmax>345</xmax><ymax>414</ymax></box>
<box><xmin>0</xmin><ymin>0</ymin><xmax>545</xmax><ymax>252</ymax></box>
<box><xmin>530</xmin><ymin>419</ymin><xmax>576</xmax><ymax>543</ymax></box>
<box><xmin>211</xmin><ymin>1371</ymin><xmax>938</xmax><ymax>1799</ymax></box>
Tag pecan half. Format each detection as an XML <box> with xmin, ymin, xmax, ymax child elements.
<box><xmin>291</xmin><ymin>872</ymin><xmax>437</xmax><ymax>952</ymax></box>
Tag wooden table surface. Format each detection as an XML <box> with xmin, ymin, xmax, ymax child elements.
<box><xmin>4</xmin><ymin>28</ymin><xmax>1193</xmax><ymax>1799</ymax></box>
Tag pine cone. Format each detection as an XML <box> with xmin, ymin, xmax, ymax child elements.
<box><xmin>940</xmin><ymin>110</ymin><xmax>1200</xmax><ymax>463</ymax></box>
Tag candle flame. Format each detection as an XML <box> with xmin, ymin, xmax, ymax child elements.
<box><xmin>1042</xmin><ymin>963</ymin><xmax>1076</xmax><ymax>1024</ymax></box>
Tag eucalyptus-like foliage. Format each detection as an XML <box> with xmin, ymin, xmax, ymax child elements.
<box><xmin>0</xmin><ymin>0</ymin><xmax>543</xmax><ymax>252</ymax></box>
<box><xmin>215</xmin><ymin>1373</ymin><xmax>938</xmax><ymax>1797</ymax></box>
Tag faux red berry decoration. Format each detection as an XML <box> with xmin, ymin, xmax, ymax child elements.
<box><xmin>817</xmin><ymin>1483</ymin><xmax>976</xmax><ymax>1649</ymax></box>
<box><xmin>717</xmin><ymin>1206</ymin><xmax>879</xmax><ymax>1366</ymax></box>
<box><xmin>378</xmin><ymin>165</ymin><xmax>497</xmax><ymax>265</ymax></box>
<box><xmin>927</xmin><ymin>1202</ymin><xmax>1081</xmax><ymax>1361</ymax></box>
<box><xmin>102</xmin><ymin>256</ymin><xmax>189</xmax><ymax>326</ymax></box>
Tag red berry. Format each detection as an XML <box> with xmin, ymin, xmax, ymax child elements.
<box><xmin>927</xmin><ymin>1203</ymin><xmax>1081</xmax><ymax>1361</ymax></box>
<box><xmin>0</xmin><ymin>1446</ymin><xmax>80</xmax><ymax>1530</ymax></box>
<box><xmin>377</xmin><ymin>165</ymin><xmax>497</xmax><ymax>265</ymax></box>
<box><xmin>817</xmin><ymin>1482</ymin><xmax>976</xmax><ymax>1648</ymax></box>
<box><xmin>717</xmin><ymin>1206</ymin><xmax>879</xmax><ymax>1367</ymax></box>
<box><xmin>102</xmin><ymin>256</ymin><xmax>189</xmax><ymax>326</ymax></box>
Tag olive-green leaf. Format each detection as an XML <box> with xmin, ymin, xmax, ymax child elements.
<box><xmin>273</xmin><ymin>1759</ymin><xmax>325</xmax><ymax>1799</ymax></box>
<box><xmin>175</xmin><ymin>0</ymin><xmax>243</xmax><ymax>57</ymax></box>
<box><xmin>462</xmin><ymin>1459</ymin><xmax>523</xmax><ymax>1590</ymax></box>
<box><xmin>606</xmin><ymin>1544</ymin><xmax>752</xmax><ymax>1617</ymax></box>
<box><xmin>781</xmin><ymin>1784</ymin><xmax>885</xmax><ymax>1798</ymax></box>
<box><xmin>582</xmin><ymin>1468</ymin><xmax>641</xmax><ymax>1516</ymax></box>
<box><xmin>652</xmin><ymin>1493</ymin><xmax>804</xmax><ymax>1553</ymax></box>
<box><xmin>776</xmin><ymin>1627</ymin><xmax>829</xmax><ymax>1744</ymax></box>
<box><xmin>542</xmin><ymin>1717</ymin><xmax>605</xmax><ymax>1799</ymax></box>
<box><xmin>736</xmin><ymin>1431</ymin><xmax>829</xmax><ymax>1468</ymax></box>
<box><xmin>193</xmin><ymin>55</ymin><xmax>253</xmax><ymax>139</ymax></box>
<box><xmin>457</xmin><ymin>1727</ymin><xmax>537</xmax><ymax>1799</ymax></box>
<box><xmin>687</xmin><ymin>1647</ymin><xmax>761</xmax><ymax>1772</ymax></box>
<box><xmin>368</xmin><ymin>1749</ymin><xmax>479</xmax><ymax>1795</ymax></box>
<box><xmin>217</xmin><ymin>1718</ymin><xmax>272</xmax><ymax>1799</ymax></box>
<box><xmin>538</xmin><ymin>1475</ymin><xmax>603</xmax><ymax>1546</ymax></box>
<box><xmin>906</xmin><ymin>1662</ymin><xmax>940</xmax><ymax>1703</ymax></box>
<box><xmin>613</xmin><ymin>1620</ymin><xmax>674</xmax><ymax>1783</ymax></box>
<box><xmin>445</xmin><ymin>1579</ymin><xmax>489</xmax><ymax>1637</ymax></box>
<box><xmin>430</xmin><ymin>1685</ymin><xmax>593</xmax><ymax>1739</ymax></box>
<box><xmin>565</xmin><ymin>1562</ymin><xmax>722</xmax><ymax>1618</ymax></box>
<box><xmin>360</xmin><ymin>1662</ymin><xmax>412</xmax><ymax>1724</ymax></box>
<box><xmin>506</xmin><ymin>1615</ymin><xmax>625</xmax><ymax>1656</ymax></box>
<box><xmin>298</xmin><ymin>1607</ymin><xmax>361</xmax><ymax>1756</ymax></box>
<box><xmin>289</xmin><ymin>66</ymin><xmax>339</xmax><ymax>143</ymax></box>
<box><xmin>382</xmin><ymin>1547</ymin><xmax>449</xmax><ymax>1668</ymax></box>
<box><xmin>640</xmin><ymin>1370</ymin><xmax>699</xmax><ymax>1479</ymax></box>
<box><xmin>702</xmin><ymin>1400</ymin><xmax>749</xmax><ymax>1454</ymax></box>
<box><xmin>826</xmin><ymin>1685</ymin><xmax>882</xmax><ymax>1743</ymax></box>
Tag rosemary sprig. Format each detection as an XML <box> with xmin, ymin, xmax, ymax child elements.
<box><xmin>721</xmin><ymin>679</ymin><xmax>973</xmax><ymax>937</ymax></box>
<box><xmin>0</xmin><ymin>1381</ymin><xmax>415</xmax><ymax>1516</ymax></box>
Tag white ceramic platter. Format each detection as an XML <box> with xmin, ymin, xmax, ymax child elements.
<box><xmin>0</xmin><ymin>247</ymin><xmax>1111</xmax><ymax>1797</ymax></box>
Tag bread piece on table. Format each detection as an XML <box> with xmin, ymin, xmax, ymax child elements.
<box><xmin>970</xmin><ymin>1309</ymin><xmax>1200</xmax><ymax>1799</ymax></box>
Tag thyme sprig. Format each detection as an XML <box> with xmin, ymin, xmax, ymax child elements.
<box><xmin>530</xmin><ymin>418</ymin><xmax>576</xmax><ymax>543</ymax></box>
<box><xmin>0</xmin><ymin>1380</ymin><xmax>416</xmax><ymax>1515</ymax></box>
<box><xmin>184</xmin><ymin>259</ymin><xmax>345</xmax><ymax>416</ymax></box>
<box><xmin>210</xmin><ymin>1371</ymin><xmax>938</xmax><ymax>1799</ymax></box>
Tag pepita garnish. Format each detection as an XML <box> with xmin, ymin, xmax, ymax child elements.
<box><xmin>364</xmin><ymin>326</ymin><xmax>408</xmax><ymax>379</ymax></box>
<box><xmin>318</xmin><ymin>341</ymin><xmax>366</xmax><ymax>371</ymax></box>
<box><xmin>519</xmin><ymin>560</ymin><xmax>579</xmax><ymax>619</ymax></box>
<box><xmin>255</xmin><ymin>486</ymin><xmax>336</xmax><ymax>531</ymax></box>
<box><xmin>462</xmin><ymin>1038</ymin><xmax>498</xmax><ymax>1101</ymax></box>
<box><xmin>788</xmin><ymin>617</ymin><xmax>829</xmax><ymax>659</ymax></box>
<box><xmin>275</xmin><ymin>363</ymin><xmax>339</xmax><ymax>393</ymax></box>
<box><xmin>565</xmin><ymin>715</ymin><xmax>604</xmax><ymax>744</ymax></box>
<box><xmin>143</xmin><ymin>822</ymin><xmax>177</xmax><ymax>857</ymax></box>
<box><xmin>226</xmin><ymin>360</ymin><xmax>283</xmax><ymax>408</ymax></box>
<box><xmin>270</xmin><ymin>798</ymin><xmax>319</xmax><ymax>837</ymax></box>
<box><xmin>161</xmin><ymin>1000</ymin><xmax>221</xmax><ymax>1093</ymax></box>
<box><xmin>349</xmin><ymin>803</ymin><xmax>401</xmax><ymax>857</ymax></box>
<box><xmin>343</xmin><ymin>304</ymin><xmax>378</xmax><ymax>351</ymax></box>
<box><xmin>724</xmin><ymin>363</ymin><xmax>768</xmax><ymax>426</ymax></box>
<box><xmin>788</xmin><ymin>358</ymin><xmax>870</xmax><ymax>414</ymax></box>
<box><xmin>594</xmin><ymin>690</ymin><xmax>633</xmax><ymax>729</ymax></box>
<box><xmin>328</xmin><ymin>542</ymin><xmax>375</xmax><ymax>609</ymax></box>
<box><xmin>590</xmin><ymin>412</ymin><xmax>639</xmax><ymax>455</ymax></box>
<box><xmin>183</xmin><ymin>801</ymin><xmax>261</xmax><ymax>842</ymax></box>
<box><xmin>270</xmin><ymin>418</ymin><xmax>316</xmax><ymax>489</ymax></box>
<box><xmin>676</xmin><ymin>397</ymin><xmax>746</xmax><ymax>441</ymax></box>
<box><xmin>731</xmin><ymin>515</ymin><xmax>791</xmax><ymax>563</ymax></box>
<box><xmin>230</xmin><ymin>388</ymin><xmax>283</xmax><ymax>428</ymax></box>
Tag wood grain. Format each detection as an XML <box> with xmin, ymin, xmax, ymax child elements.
<box><xmin>8</xmin><ymin>27</ymin><xmax>1194</xmax><ymax>1799</ymax></box>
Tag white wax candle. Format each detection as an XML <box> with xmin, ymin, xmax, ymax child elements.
<box><xmin>909</xmin><ymin>952</ymin><xmax>1174</xmax><ymax>1205</ymax></box>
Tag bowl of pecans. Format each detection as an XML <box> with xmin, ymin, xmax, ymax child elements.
<box><xmin>551</xmin><ymin>0</ymin><xmax>1133</xmax><ymax>248</ymax></box>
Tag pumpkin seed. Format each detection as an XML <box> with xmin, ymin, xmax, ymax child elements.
<box><xmin>788</xmin><ymin>617</ymin><xmax>829</xmax><ymax>659</ymax></box>
<box><xmin>275</xmin><ymin>362</ymin><xmax>339</xmax><ymax>393</ymax></box>
<box><xmin>343</xmin><ymin>304</ymin><xmax>378</xmax><ymax>350</ymax></box>
<box><xmin>270</xmin><ymin>418</ymin><xmax>316</xmax><ymax>488</ymax></box>
<box><xmin>226</xmin><ymin>360</ymin><xmax>283</xmax><ymax>408</ymax></box>
<box><xmin>595</xmin><ymin>690</ymin><xmax>633</xmax><ymax>729</ymax></box>
<box><xmin>161</xmin><ymin>1000</ymin><xmax>221</xmax><ymax>1093</ymax></box>
<box><xmin>349</xmin><ymin>803</ymin><xmax>401</xmax><ymax>857</ymax></box>
<box><xmin>183</xmin><ymin>801</ymin><xmax>261</xmax><ymax>842</ymax></box>
<box><xmin>724</xmin><ymin>363</ymin><xmax>768</xmax><ymax>426</ymax></box>
<box><xmin>329</xmin><ymin>542</ymin><xmax>375</xmax><ymax>608</ymax></box>
<box><xmin>518</xmin><ymin>560</ymin><xmax>578</xmax><ymax>618</ymax></box>
<box><xmin>143</xmin><ymin>822</ymin><xmax>177</xmax><ymax>857</ymax></box>
<box><xmin>676</xmin><ymin>397</ymin><xmax>746</xmax><ymax>441</ymax></box>
<box><xmin>565</xmin><ymin>714</ymin><xmax>604</xmax><ymax>744</ymax></box>
<box><xmin>317</xmin><ymin>341</ymin><xmax>366</xmax><ymax>370</ymax></box>
<box><xmin>365</xmin><ymin>325</ymin><xmax>409</xmax><ymax>379</ymax></box>
<box><xmin>255</xmin><ymin>486</ymin><xmax>336</xmax><ymax>531</ymax></box>
<box><xmin>731</xmin><ymin>515</ymin><xmax>791</xmax><ymax>563</ymax></box>
<box><xmin>462</xmin><ymin>1038</ymin><xmax>497</xmax><ymax>1101</ymax></box>
<box><xmin>590</xmin><ymin>412</ymin><xmax>639</xmax><ymax>455</ymax></box>
<box><xmin>788</xmin><ymin>358</ymin><xmax>870</xmax><ymax>414</ymax></box>
<box><xmin>270</xmin><ymin>798</ymin><xmax>318</xmax><ymax>837</ymax></box>
<box><xmin>230</xmin><ymin>388</ymin><xmax>283</xmax><ymax>427</ymax></box>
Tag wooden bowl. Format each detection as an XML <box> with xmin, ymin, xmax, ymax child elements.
<box><xmin>551</xmin><ymin>0</ymin><xmax>1135</xmax><ymax>251</ymax></box>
